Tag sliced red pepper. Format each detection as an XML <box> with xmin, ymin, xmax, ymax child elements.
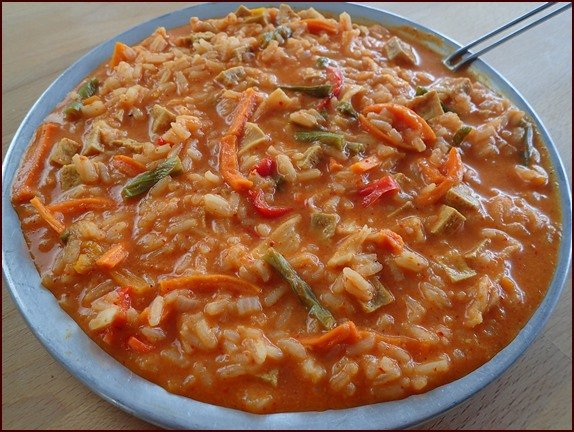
<box><xmin>156</xmin><ymin>137</ymin><xmax>166</xmax><ymax>146</ymax></box>
<box><xmin>247</xmin><ymin>189</ymin><xmax>292</xmax><ymax>218</ymax></box>
<box><xmin>127</xmin><ymin>335</ymin><xmax>154</xmax><ymax>353</ymax></box>
<box><xmin>253</xmin><ymin>158</ymin><xmax>277</xmax><ymax>177</ymax></box>
<box><xmin>358</xmin><ymin>176</ymin><xmax>400</xmax><ymax>207</ymax></box>
<box><xmin>326</xmin><ymin>66</ymin><xmax>344</xmax><ymax>97</ymax></box>
<box><xmin>316</xmin><ymin>66</ymin><xmax>344</xmax><ymax>110</ymax></box>
<box><xmin>115</xmin><ymin>286</ymin><xmax>132</xmax><ymax>311</ymax></box>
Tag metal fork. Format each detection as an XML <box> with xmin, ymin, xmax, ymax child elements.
<box><xmin>443</xmin><ymin>2</ymin><xmax>572</xmax><ymax>71</ymax></box>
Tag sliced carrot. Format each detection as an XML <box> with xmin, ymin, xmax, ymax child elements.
<box><xmin>159</xmin><ymin>274</ymin><xmax>262</xmax><ymax>295</ymax></box>
<box><xmin>370</xmin><ymin>229</ymin><xmax>404</xmax><ymax>253</ymax></box>
<box><xmin>96</xmin><ymin>244</ymin><xmax>129</xmax><ymax>269</ymax></box>
<box><xmin>358</xmin><ymin>114</ymin><xmax>397</xmax><ymax>146</ymax></box>
<box><xmin>29</xmin><ymin>196</ymin><xmax>65</xmax><ymax>234</ymax></box>
<box><xmin>12</xmin><ymin>123</ymin><xmax>59</xmax><ymax>204</ymax></box>
<box><xmin>350</xmin><ymin>156</ymin><xmax>381</xmax><ymax>173</ymax></box>
<box><xmin>109</xmin><ymin>42</ymin><xmax>130</xmax><ymax>67</ymax></box>
<box><xmin>328</xmin><ymin>158</ymin><xmax>344</xmax><ymax>173</ymax></box>
<box><xmin>415</xmin><ymin>148</ymin><xmax>463</xmax><ymax>206</ymax></box>
<box><xmin>47</xmin><ymin>197</ymin><xmax>115</xmax><ymax>215</ymax></box>
<box><xmin>302</xmin><ymin>18</ymin><xmax>339</xmax><ymax>35</ymax></box>
<box><xmin>127</xmin><ymin>336</ymin><xmax>154</xmax><ymax>353</ymax></box>
<box><xmin>219</xmin><ymin>88</ymin><xmax>260</xmax><ymax>192</ymax></box>
<box><xmin>112</xmin><ymin>154</ymin><xmax>147</xmax><ymax>176</ymax></box>
<box><xmin>228</xmin><ymin>87</ymin><xmax>259</xmax><ymax>138</ymax></box>
<box><xmin>442</xmin><ymin>146</ymin><xmax>464</xmax><ymax>181</ymax></box>
<box><xmin>299</xmin><ymin>321</ymin><xmax>360</xmax><ymax>350</ymax></box>
<box><xmin>417</xmin><ymin>159</ymin><xmax>445</xmax><ymax>184</ymax></box>
<box><xmin>363</xmin><ymin>103</ymin><xmax>436</xmax><ymax>143</ymax></box>
<box><xmin>220</xmin><ymin>134</ymin><xmax>253</xmax><ymax>192</ymax></box>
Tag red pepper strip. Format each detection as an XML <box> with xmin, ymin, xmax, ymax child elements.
<box><xmin>156</xmin><ymin>137</ymin><xmax>166</xmax><ymax>146</ymax></box>
<box><xmin>357</xmin><ymin>176</ymin><xmax>400</xmax><ymax>207</ymax></box>
<box><xmin>253</xmin><ymin>158</ymin><xmax>277</xmax><ymax>177</ymax></box>
<box><xmin>115</xmin><ymin>286</ymin><xmax>132</xmax><ymax>311</ymax></box>
<box><xmin>326</xmin><ymin>66</ymin><xmax>343</xmax><ymax>98</ymax></box>
<box><xmin>317</xmin><ymin>66</ymin><xmax>344</xmax><ymax>109</ymax></box>
<box><xmin>247</xmin><ymin>189</ymin><xmax>292</xmax><ymax>218</ymax></box>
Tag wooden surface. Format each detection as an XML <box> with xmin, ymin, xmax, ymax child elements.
<box><xmin>2</xmin><ymin>2</ymin><xmax>571</xmax><ymax>430</ymax></box>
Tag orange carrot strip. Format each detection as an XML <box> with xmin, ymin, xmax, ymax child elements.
<box><xmin>228</xmin><ymin>87</ymin><xmax>259</xmax><ymax>138</ymax></box>
<box><xmin>417</xmin><ymin>159</ymin><xmax>445</xmax><ymax>184</ymax></box>
<box><xmin>96</xmin><ymin>244</ymin><xmax>129</xmax><ymax>269</ymax></box>
<box><xmin>362</xmin><ymin>103</ymin><xmax>436</xmax><ymax>143</ymax></box>
<box><xmin>159</xmin><ymin>274</ymin><xmax>261</xmax><ymax>295</ymax></box>
<box><xmin>109</xmin><ymin>42</ymin><xmax>130</xmax><ymax>67</ymax></box>
<box><xmin>302</xmin><ymin>18</ymin><xmax>339</xmax><ymax>35</ymax></box>
<box><xmin>328</xmin><ymin>158</ymin><xmax>344</xmax><ymax>173</ymax></box>
<box><xmin>220</xmin><ymin>134</ymin><xmax>253</xmax><ymax>192</ymax></box>
<box><xmin>299</xmin><ymin>321</ymin><xmax>360</xmax><ymax>350</ymax></box>
<box><xmin>29</xmin><ymin>196</ymin><xmax>65</xmax><ymax>234</ymax></box>
<box><xmin>47</xmin><ymin>197</ymin><xmax>115</xmax><ymax>215</ymax></box>
<box><xmin>12</xmin><ymin>123</ymin><xmax>59</xmax><ymax>204</ymax></box>
<box><xmin>219</xmin><ymin>88</ymin><xmax>260</xmax><ymax>192</ymax></box>
<box><xmin>370</xmin><ymin>229</ymin><xmax>405</xmax><ymax>253</ymax></box>
<box><xmin>358</xmin><ymin>114</ymin><xmax>397</xmax><ymax>146</ymax></box>
<box><xmin>112</xmin><ymin>154</ymin><xmax>147</xmax><ymax>176</ymax></box>
<box><xmin>415</xmin><ymin>148</ymin><xmax>463</xmax><ymax>206</ymax></box>
<box><xmin>127</xmin><ymin>336</ymin><xmax>154</xmax><ymax>353</ymax></box>
<box><xmin>442</xmin><ymin>146</ymin><xmax>464</xmax><ymax>181</ymax></box>
<box><xmin>350</xmin><ymin>156</ymin><xmax>381</xmax><ymax>173</ymax></box>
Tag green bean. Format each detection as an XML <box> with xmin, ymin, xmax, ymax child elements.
<box><xmin>280</xmin><ymin>84</ymin><xmax>332</xmax><ymax>98</ymax></box>
<box><xmin>294</xmin><ymin>131</ymin><xmax>345</xmax><ymax>150</ymax></box>
<box><xmin>336</xmin><ymin>101</ymin><xmax>359</xmax><ymax>119</ymax></box>
<box><xmin>522</xmin><ymin>122</ymin><xmax>534</xmax><ymax>166</ymax></box>
<box><xmin>122</xmin><ymin>157</ymin><xmax>182</xmax><ymax>198</ymax></box>
<box><xmin>264</xmin><ymin>248</ymin><xmax>336</xmax><ymax>330</ymax></box>
<box><xmin>452</xmin><ymin>126</ymin><xmax>472</xmax><ymax>146</ymax></box>
<box><xmin>77</xmin><ymin>78</ymin><xmax>99</xmax><ymax>100</ymax></box>
<box><xmin>63</xmin><ymin>101</ymin><xmax>83</xmax><ymax>120</ymax></box>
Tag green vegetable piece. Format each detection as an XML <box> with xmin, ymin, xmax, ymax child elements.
<box><xmin>336</xmin><ymin>101</ymin><xmax>359</xmax><ymax>119</ymax></box>
<box><xmin>77</xmin><ymin>78</ymin><xmax>99</xmax><ymax>100</ymax></box>
<box><xmin>122</xmin><ymin>156</ymin><xmax>182</xmax><ymax>198</ymax></box>
<box><xmin>280</xmin><ymin>84</ymin><xmax>332</xmax><ymax>98</ymax></box>
<box><xmin>264</xmin><ymin>247</ymin><xmax>336</xmax><ymax>330</ymax></box>
<box><xmin>60</xmin><ymin>229</ymin><xmax>71</xmax><ymax>244</ymax></box>
<box><xmin>261</xmin><ymin>25</ymin><xmax>293</xmax><ymax>49</ymax></box>
<box><xmin>297</xmin><ymin>144</ymin><xmax>323</xmax><ymax>169</ymax></box>
<box><xmin>430</xmin><ymin>205</ymin><xmax>466</xmax><ymax>235</ymax></box>
<box><xmin>310</xmin><ymin>212</ymin><xmax>339</xmax><ymax>239</ymax></box>
<box><xmin>522</xmin><ymin>121</ymin><xmax>534</xmax><ymax>166</ymax></box>
<box><xmin>415</xmin><ymin>87</ymin><xmax>428</xmax><ymax>96</ymax></box>
<box><xmin>294</xmin><ymin>131</ymin><xmax>345</xmax><ymax>150</ymax></box>
<box><xmin>358</xmin><ymin>278</ymin><xmax>394</xmax><ymax>313</ymax></box>
<box><xmin>346</xmin><ymin>141</ymin><xmax>366</xmax><ymax>155</ymax></box>
<box><xmin>64</xmin><ymin>101</ymin><xmax>83</xmax><ymax>120</ymax></box>
<box><xmin>452</xmin><ymin>126</ymin><xmax>472</xmax><ymax>146</ymax></box>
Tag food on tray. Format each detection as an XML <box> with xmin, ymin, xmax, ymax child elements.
<box><xmin>11</xmin><ymin>4</ymin><xmax>562</xmax><ymax>413</ymax></box>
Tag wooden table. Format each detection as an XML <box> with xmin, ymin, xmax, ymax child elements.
<box><xmin>2</xmin><ymin>2</ymin><xmax>571</xmax><ymax>429</ymax></box>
